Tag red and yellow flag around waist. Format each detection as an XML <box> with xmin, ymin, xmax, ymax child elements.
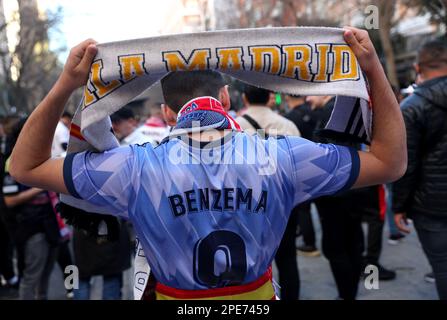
<box><xmin>155</xmin><ymin>267</ymin><xmax>276</xmax><ymax>300</ymax></box>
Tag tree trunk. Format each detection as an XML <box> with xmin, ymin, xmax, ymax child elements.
<box><xmin>376</xmin><ymin>0</ymin><xmax>400</xmax><ymax>89</ymax></box>
<box><xmin>442</xmin><ymin>0</ymin><xmax>447</xmax><ymax>34</ymax></box>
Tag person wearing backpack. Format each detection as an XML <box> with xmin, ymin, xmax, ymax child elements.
<box><xmin>236</xmin><ymin>85</ymin><xmax>301</xmax><ymax>300</ymax></box>
<box><xmin>393</xmin><ymin>39</ymin><xmax>447</xmax><ymax>300</ymax></box>
<box><xmin>236</xmin><ymin>85</ymin><xmax>300</xmax><ymax>137</ymax></box>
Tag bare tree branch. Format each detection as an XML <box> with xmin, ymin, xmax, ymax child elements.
<box><xmin>0</xmin><ymin>1</ymin><xmax>63</xmax><ymax>114</ymax></box>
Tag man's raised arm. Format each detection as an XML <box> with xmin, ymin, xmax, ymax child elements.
<box><xmin>343</xmin><ymin>27</ymin><xmax>407</xmax><ymax>188</ymax></box>
<box><xmin>9</xmin><ymin>39</ymin><xmax>97</xmax><ymax>193</ymax></box>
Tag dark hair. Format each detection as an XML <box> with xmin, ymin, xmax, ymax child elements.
<box><xmin>9</xmin><ymin>117</ymin><xmax>27</xmax><ymax>148</ymax></box>
<box><xmin>11</xmin><ymin>118</ymin><xmax>27</xmax><ymax>140</ymax></box>
<box><xmin>417</xmin><ymin>39</ymin><xmax>447</xmax><ymax>71</ymax></box>
<box><xmin>110</xmin><ymin>106</ymin><xmax>135</xmax><ymax>123</ymax></box>
<box><xmin>61</xmin><ymin>111</ymin><xmax>72</xmax><ymax>119</ymax></box>
<box><xmin>286</xmin><ymin>94</ymin><xmax>303</xmax><ymax>99</ymax></box>
<box><xmin>243</xmin><ymin>84</ymin><xmax>271</xmax><ymax>105</ymax></box>
<box><xmin>160</xmin><ymin>70</ymin><xmax>226</xmax><ymax>113</ymax></box>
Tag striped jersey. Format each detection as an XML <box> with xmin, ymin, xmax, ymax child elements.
<box><xmin>64</xmin><ymin>131</ymin><xmax>359</xmax><ymax>290</ymax></box>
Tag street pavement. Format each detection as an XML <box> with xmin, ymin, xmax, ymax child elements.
<box><xmin>280</xmin><ymin>209</ymin><xmax>438</xmax><ymax>300</ymax></box>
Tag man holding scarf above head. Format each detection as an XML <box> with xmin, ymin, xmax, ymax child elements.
<box><xmin>9</xmin><ymin>27</ymin><xmax>406</xmax><ymax>300</ymax></box>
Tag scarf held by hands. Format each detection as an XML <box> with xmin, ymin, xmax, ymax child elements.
<box><xmin>61</xmin><ymin>26</ymin><xmax>372</xmax><ymax>211</ymax></box>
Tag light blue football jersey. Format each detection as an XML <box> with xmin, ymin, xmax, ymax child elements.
<box><xmin>64</xmin><ymin>132</ymin><xmax>359</xmax><ymax>290</ymax></box>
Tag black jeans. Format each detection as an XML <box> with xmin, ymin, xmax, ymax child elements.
<box><xmin>0</xmin><ymin>217</ymin><xmax>15</xmax><ymax>281</ymax></box>
<box><xmin>275</xmin><ymin>210</ymin><xmax>300</xmax><ymax>300</ymax></box>
<box><xmin>315</xmin><ymin>195</ymin><xmax>364</xmax><ymax>300</ymax></box>
<box><xmin>413</xmin><ymin>213</ymin><xmax>447</xmax><ymax>300</ymax></box>
<box><xmin>362</xmin><ymin>211</ymin><xmax>384</xmax><ymax>265</ymax></box>
<box><xmin>295</xmin><ymin>202</ymin><xmax>316</xmax><ymax>247</ymax></box>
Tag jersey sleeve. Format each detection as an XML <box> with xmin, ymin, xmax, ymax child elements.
<box><xmin>63</xmin><ymin>146</ymin><xmax>137</xmax><ymax>218</ymax></box>
<box><xmin>285</xmin><ymin>137</ymin><xmax>360</xmax><ymax>205</ymax></box>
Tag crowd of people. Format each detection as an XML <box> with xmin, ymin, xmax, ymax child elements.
<box><xmin>0</xmin><ymin>100</ymin><xmax>169</xmax><ymax>300</ymax></box>
<box><xmin>0</xmin><ymin>29</ymin><xmax>446</xmax><ymax>300</ymax></box>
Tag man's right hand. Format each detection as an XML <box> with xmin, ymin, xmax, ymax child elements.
<box><xmin>395</xmin><ymin>213</ymin><xmax>411</xmax><ymax>234</ymax></box>
<box><xmin>58</xmin><ymin>39</ymin><xmax>98</xmax><ymax>93</ymax></box>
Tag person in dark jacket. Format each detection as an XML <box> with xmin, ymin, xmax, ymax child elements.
<box><xmin>284</xmin><ymin>95</ymin><xmax>320</xmax><ymax>256</ymax></box>
<box><xmin>285</xmin><ymin>95</ymin><xmax>317</xmax><ymax>141</ymax></box>
<box><xmin>72</xmin><ymin>222</ymin><xmax>132</xmax><ymax>300</ymax></box>
<box><xmin>0</xmin><ymin>121</ymin><xmax>19</xmax><ymax>296</ymax></box>
<box><xmin>59</xmin><ymin>205</ymin><xmax>132</xmax><ymax>300</ymax></box>
<box><xmin>307</xmin><ymin>96</ymin><xmax>363</xmax><ymax>299</ymax></box>
<box><xmin>237</xmin><ymin>86</ymin><xmax>301</xmax><ymax>300</ymax></box>
<box><xmin>309</xmin><ymin>96</ymin><xmax>394</xmax><ymax>299</ymax></box>
<box><xmin>393</xmin><ymin>39</ymin><xmax>447</xmax><ymax>300</ymax></box>
<box><xmin>3</xmin><ymin>119</ymin><xmax>60</xmax><ymax>300</ymax></box>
